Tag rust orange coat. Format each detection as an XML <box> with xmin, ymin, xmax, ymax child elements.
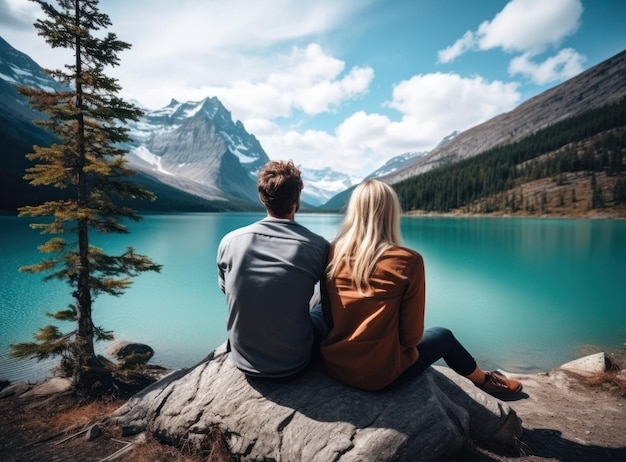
<box><xmin>321</xmin><ymin>246</ymin><xmax>426</xmax><ymax>391</ymax></box>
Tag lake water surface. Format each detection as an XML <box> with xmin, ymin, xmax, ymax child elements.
<box><xmin>1</xmin><ymin>213</ymin><xmax>624</xmax><ymax>383</ymax></box>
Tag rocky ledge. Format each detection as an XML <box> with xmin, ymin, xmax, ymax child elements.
<box><xmin>2</xmin><ymin>347</ymin><xmax>625</xmax><ymax>461</ymax></box>
<box><xmin>113</xmin><ymin>343</ymin><xmax>526</xmax><ymax>461</ymax></box>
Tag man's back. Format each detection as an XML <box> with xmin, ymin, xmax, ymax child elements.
<box><xmin>217</xmin><ymin>217</ymin><xmax>329</xmax><ymax>377</ymax></box>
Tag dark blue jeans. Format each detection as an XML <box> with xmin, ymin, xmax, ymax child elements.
<box><xmin>395</xmin><ymin>327</ymin><xmax>477</xmax><ymax>385</ymax></box>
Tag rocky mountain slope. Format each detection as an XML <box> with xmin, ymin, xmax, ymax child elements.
<box><xmin>0</xmin><ymin>36</ymin><xmax>64</xmax><ymax>210</ymax></box>
<box><xmin>382</xmin><ymin>49</ymin><xmax>626</xmax><ymax>185</ymax></box>
<box><xmin>125</xmin><ymin>97</ymin><xmax>268</xmax><ymax>204</ymax></box>
<box><xmin>124</xmin><ymin>98</ymin><xmax>379</xmax><ymax>207</ymax></box>
<box><xmin>0</xmin><ymin>37</ymin><xmax>234</xmax><ymax>212</ymax></box>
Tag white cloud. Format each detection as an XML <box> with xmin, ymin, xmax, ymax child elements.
<box><xmin>253</xmin><ymin>114</ymin><xmax>390</xmax><ymax>176</ymax></box>
<box><xmin>0</xmin><ymin>0</ymin><xmax>39</xmax><ymax>28</ymax></box>
<box><xmin>438</xmin><ymin>0</ymin><xmax>583</xmax><ymax>61</ymax></box>
<box><xmin>438</xmin><ymin>31</ymin><xmax>476</xmax><ymax>64</ymax></box>
<box><xmin>242</xmin><ymin>118</ymin><xmax>280</xmax><ymax>138</ymax></box>
<box><xmin>255</xmin><ymin>73</ymin><xmax>522</xmax><ymax>177</ymax></box>
<box><xmin>110</xmin><ymin>0</ymin><xmax>365</xmax><ymax>53</ymax></box>
<box><xmin>297</xmin><ymin>66</ymin><xmax>374</xmax><ymax>114</ymax></box>
<box><xmin>104</xmin><ymin>1</ymin><xmax>373</xmax><ymax>109</ymax></box>
<box><xmin>175</xmin><ymin>44</ymin><xmax>374</xmax><ymax>122</ymax></box>
<box><xmin>509</xmin><ymin>48</ymin><xmax>586</xmax><ymax>84</ymax></box>
<box><xmin>477</xmin><ymin>0</ymin><xmax>583</xmax><ymax>54</ymax></box>
<box><xmin>388</xmin><ymin>73</ymin><xmax>521</xmax><ymax>139</ymax></box>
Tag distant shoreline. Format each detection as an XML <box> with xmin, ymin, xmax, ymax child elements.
<box><xmin>403</xmin><ymin>209</ymin><xmax>626</xmax><ymax>219</ymax></box>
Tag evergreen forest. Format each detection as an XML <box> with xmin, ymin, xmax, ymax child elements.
<box><xmin>394</xmin><ymin>97</ymin><xmax>626</xmax><ymax>217</ymax></box>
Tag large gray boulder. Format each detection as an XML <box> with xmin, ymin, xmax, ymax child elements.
<box><xmin>114</xmin><ymin>344</ymin><xmax>523</xmax><ymax>461</ymax></box>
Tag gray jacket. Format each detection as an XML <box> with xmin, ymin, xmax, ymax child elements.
<box><xmin>217</xmin><ymin>217</ymin><xmax>329</xmax><ymax>377</ymax></box>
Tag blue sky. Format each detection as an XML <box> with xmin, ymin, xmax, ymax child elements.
<box><xmin>1</xmin><ymin>0</ymin><xmax>625</xmax><ymax>177</ymax></box>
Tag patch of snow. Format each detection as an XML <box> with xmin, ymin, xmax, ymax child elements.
<box><xmin>0</xmin><ymin>72</ymin><xmax>18</xmax><ymax>84</ymax></box>
<box><xmin>9</xmin><ymin>65</ymin><xmax>32</xmax><ymax>77</ymax></box>
<box><xmin>232</xmin><ymin>148</ymin><xmax>256</xmax><ymax>164</ymax></box>
<box><xmin>203</xmin><ymin>106</ymin><xmax>218</xmax><ymax>119</ymax></box>
<box><xmin>37</xmin><ymin>84</ymin><xmax>57</xmax><ymax>92</ymax></box>
<box><xmin>151</xmin><ymin>102</ymin><xmax>183</xmax><ymax>117</ymax></box>
<box><xmin>182</xmin><ymin>104</ymin><xmax>201</xmax><ymax>118</ymax></box>
<box><xmin>132</xmin><ymin>146</ymin><xmax>173</xmax><ymax>176</ymax></box>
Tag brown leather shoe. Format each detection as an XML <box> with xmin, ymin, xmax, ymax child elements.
<box><xmin>478</xmin><ymin>371</ymin><xmax>523</xmax><ymax>399</ymax></box>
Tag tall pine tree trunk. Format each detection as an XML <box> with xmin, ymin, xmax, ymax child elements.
<box><xmin>72</xmin><ymin>0</ymin><xmax>103</xmax><ymax>389</ymax></box>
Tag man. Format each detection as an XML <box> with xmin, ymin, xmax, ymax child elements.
<box><xmin>217</xmin><ymin>160</ymin><xmax>330</xmax><ymax>378</ymax></box>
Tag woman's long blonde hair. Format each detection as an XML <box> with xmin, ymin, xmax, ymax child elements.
<box><xmin>327</xmin><ymin>179</ymin><xmax>403</xmax><ymax>293</ymax></box>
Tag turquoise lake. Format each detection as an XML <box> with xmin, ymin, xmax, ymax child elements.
<box><xmin>1</xmin><ymin>213</ymin><xmax>625</xmax><ymax>383</ymax></box>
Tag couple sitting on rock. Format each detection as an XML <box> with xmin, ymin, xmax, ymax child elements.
<box><xmin>217</xmin><ymin>160</ymin><xmax>522</xmax><ymax>399</ymax></box>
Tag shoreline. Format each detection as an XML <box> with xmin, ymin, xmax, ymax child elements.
<box><xmin>3</xmin><ymin>340</ymin><xmax>625</xmax><ymax>389</ymax></box>
<box><xmin>402</xmin><ymin>209</ymin><xmax>626</xmax><ymax>219</ymax></box>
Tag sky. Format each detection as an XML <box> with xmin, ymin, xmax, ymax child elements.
<box><xmin>1</xmin><ymin>0</ymin><xmax>625</xmax><ymax>178</ymax></box>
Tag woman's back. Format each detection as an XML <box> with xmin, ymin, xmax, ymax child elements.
<box><xmin>321</xmin><ymin>245</ymin><xmax>426</xmax><ymax>391</ymax></box>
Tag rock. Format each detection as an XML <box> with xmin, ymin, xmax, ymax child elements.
<box><xmin>114</xmin><ymin>344</ymin><xmax>523</xmax><ymax>462</ymax></box>
<box><xmin>20</xmin><ymin>377</ymin><xmax>72</xmax><ymax>398</ymax></box>
<box><xmin>107</xmin><ymin>341</ymin><xmax>154</xmax><ymax>360</ymax></box>
<box><xmin>560</xmin><ymin>352</ymin><xmax>617</xmax><ymax>377</ymax></box>
<box><xmin>0</xmin><ymin>382</ymin><xmax>31</xmax><ymax>399</ymax></box>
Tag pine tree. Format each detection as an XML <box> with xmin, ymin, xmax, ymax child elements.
<box><xmin>614</xmin><ymin>177</ymin><xmax>626</xmax><ymax>203</ymax></box>
<box><xmin>590</xmin><ymin>172</ymin><xmax>605</xmax><ymax>209</ymax></box>
<box><xmin>11</xmin><ymin>0</ymin><xmax>162</xmax><ymax>395</ymax></box>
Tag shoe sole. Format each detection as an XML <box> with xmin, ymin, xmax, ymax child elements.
<box><xmin>486</xmin><ymin>384</ymin><xmax>523</xmax><ymax>400</ymax></box>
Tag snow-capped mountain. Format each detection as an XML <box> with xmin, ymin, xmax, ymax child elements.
<box><xmin>0</xmin><ymin>36</ymin><xmax>61</xmax><ymax>210</ymax></box>
<box><xmin>365</xmin><ymin>151</ymin><xmax>427</xmax><ymax>179</ymax></box>
<box><xmin>300</xmin><ymin>167</ymin><xmax>359</xmax><ymax>206</ymax></box>
<box><xmin>126</xmin><ymin>98</ymin><xmax>368</xmax><ymax>207</ymax></box>
<box><xmin>0</xmin><ymin>36</ymin><xmax>65</xmax><ymax>96</ymax></box>
<box><xmin>317</xmin><ymin>152</ymin><xmax>424</xmax><ymax>211</ymax></box>
<box><xmin>363</xmin><ymin>133</ymin><xmax>458</xmax><ymax>180</ymax></box>
<box><xmin>131</xmin><ymin>98</ymin><xmax>270</xmax><ymax>174</ymax></box>
<box><xmin>125</xmin><ymin>97</ymin><xmax>270</xmax><ymax>203</ymax></box>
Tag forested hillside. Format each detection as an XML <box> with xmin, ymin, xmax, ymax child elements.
<box><xmin>394</xmin><ymin>97</ymin><xmax>626</xmax><ymax>218</ymax></box>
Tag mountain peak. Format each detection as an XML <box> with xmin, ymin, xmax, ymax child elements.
<box><xmin>365</xmin><ymin>151</ymin><xmax>427</xmax><ymax>179</ymax></box>
<box><xmin>0</xmin><ymin>36</ymin><xmax>64</xmax><ymax>93</ymax></box>
<box><xmin>437</xmin><ymin>131</ymin><xmax>459</xmax><ymax>148</ymax></box>
<box><xmin>124</xmin><ymin>95</ymin><xmax>271</xmax><ymax>203</ymax></box>
<box><xmin>198</xmin><ymin>97</ymin><xmax>232</xmax><ymax>124</ymax></box>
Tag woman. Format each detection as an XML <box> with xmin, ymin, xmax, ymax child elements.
<box><xmin>320</xmin><ymin>179</ymin><xmax>522</xmax><ymax>398</ymax></box>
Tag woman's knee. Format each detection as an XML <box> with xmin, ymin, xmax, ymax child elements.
<box><xmin>427</xmin><ymin>326</ymin><xmax>454</xmax><ymax>342</ymax></box>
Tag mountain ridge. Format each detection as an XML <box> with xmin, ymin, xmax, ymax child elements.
<box><xmin>381</xmin><ymin>49</ymin><xmax>626</xmax><ymax>185</ymax></box>
<box><xmin>2</xmin><ymin>33</ymin><xmax>625</xmax><ymax>214</ymax></box>
<box><xmin>0</xmin><ymin>36</ymin><xmax>247</xmax><ymax>212</ymax></box>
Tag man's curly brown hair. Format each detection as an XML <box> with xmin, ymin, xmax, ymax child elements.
<box><xmin>257</xmin><ymin>160</ymin><xmax>303</xmax><ymax>217</ymax></box>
